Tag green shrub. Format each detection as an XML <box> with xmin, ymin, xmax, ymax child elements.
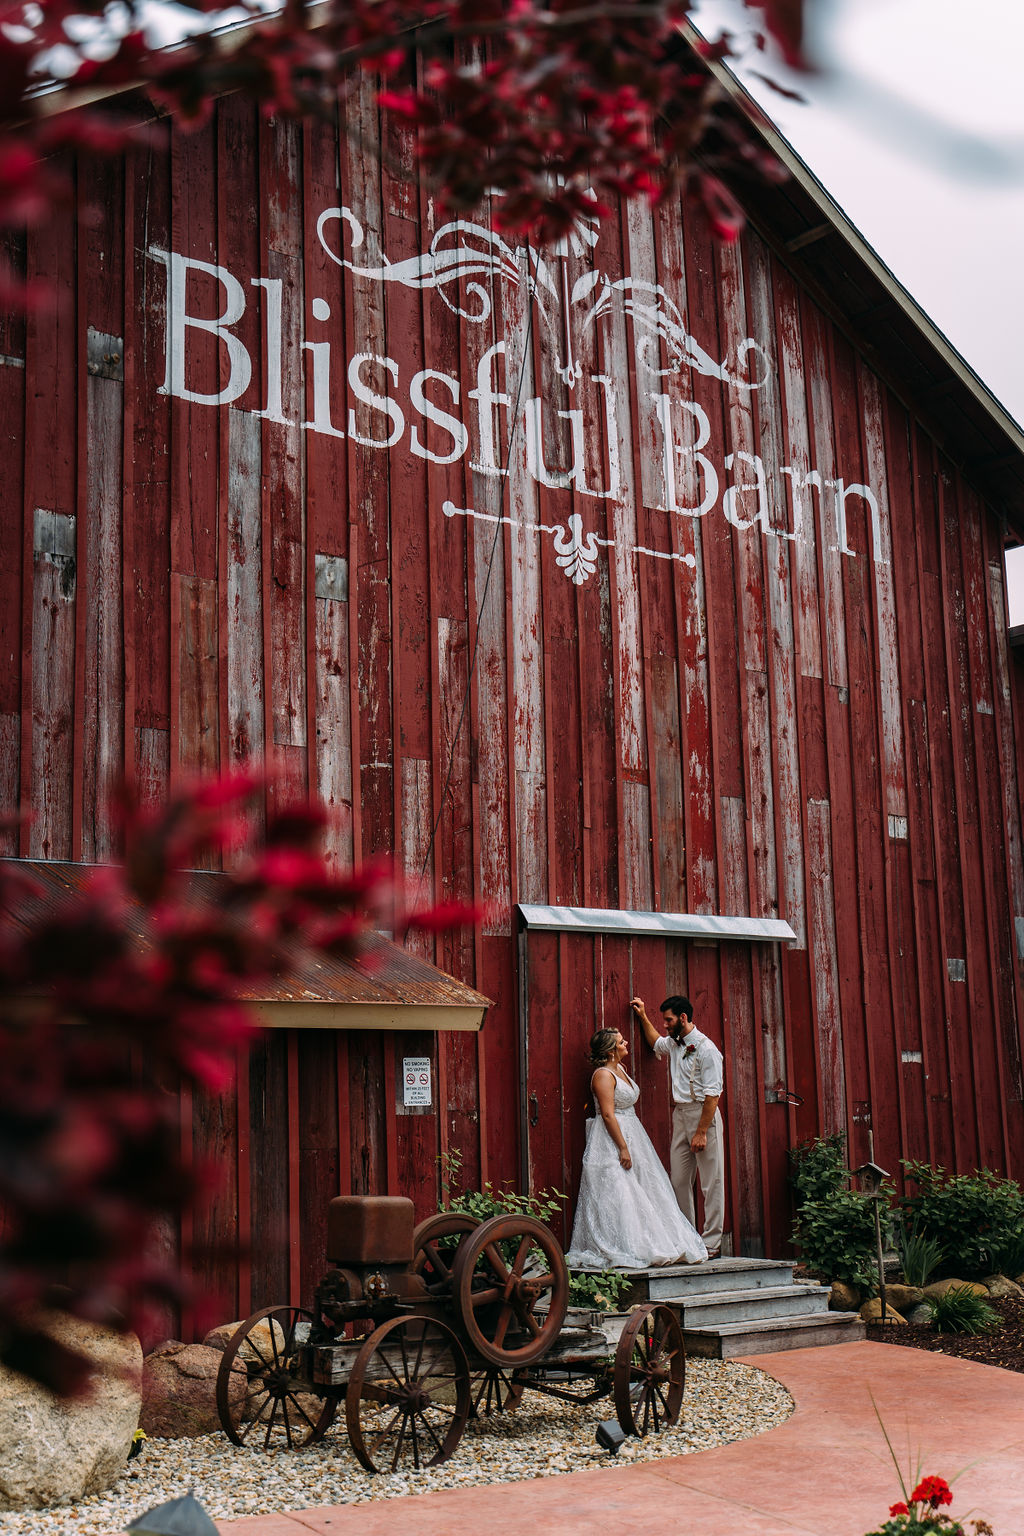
<box><xmin>567</xmin><ymin>1269</ymin><xmax>631</xmax><ymax>1310</ymax></box>
<box><xmin>789</xmin><ymin>1134</ymin><xmax>887</xmax><ymax>1290</ymax></box>
<box><xmin>901</xmin><ymin>1161</ymin><xmax>1024</xmax><ymax>1279</ymax></box>
<box><xmin>789</xmin><ymin>1132</ymin><xmax>848</xmax><ymax>1204</ymax></box>
<box><xmin>926</xmin><ymin>1284</ymin><xmax>1001</xmax><ymax>1336</ymax></box>
<box><xmin>793</xmin><ymin>1187</ymin><xmax>887</xmax><ymax>1291</ymax></box>
<box><xmin>436</xmin><ymin>1148</ymin><xmax>565</xmax><ymax>1271</ymax></box>
<box><xmin>896</xmin><ymin>1218</ymin><xmax>944</xmax><ymax>1288</ymax></box>
<box><xmin>992</xmin><ymin>1228</ymin><xmax>1024</xmax><ymax>1279</ymax></box>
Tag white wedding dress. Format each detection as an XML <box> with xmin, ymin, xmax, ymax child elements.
<box><xmin>565</xmin><ymin>1069</ymin><xmax>708</xmax><ymax>1269</ymax></box>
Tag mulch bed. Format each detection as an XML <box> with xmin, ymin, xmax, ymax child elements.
<box><xmin>865</xmin><ymin>1295</ymin><xmax>1024</xmax><ymax>1373</ymax></box>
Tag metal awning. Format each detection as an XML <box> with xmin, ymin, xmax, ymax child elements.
<box><xmin>2</xmin><ymin>860</ymin><xmax>491</xmax><ymax>1032</ymax></box>
<box><xmin>517</xmin><ymin>903</ymin><xmax>796</xmax><ymax>943</ymax></box>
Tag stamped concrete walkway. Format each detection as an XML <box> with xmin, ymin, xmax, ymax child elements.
<box><xmin>206</xmin><ymin>1343</ymin><xmax>1024</xmax><ymax>1536</ymax></box>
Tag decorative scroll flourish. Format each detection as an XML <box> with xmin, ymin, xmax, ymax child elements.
<box><xmin>317</xmin><ymin>205</ymin><xmax>768</xmax><ymax>391</ymax></box>
<box><xmin>441</xmin><ymin>501</ymin><xmax>695</xmax><ymax>587</ymax></box>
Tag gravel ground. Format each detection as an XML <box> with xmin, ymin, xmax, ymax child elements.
<box><xmin>0</xmin><ymin>1359</ymin><xmax>793</xmax><ymax>1536</ymax></box>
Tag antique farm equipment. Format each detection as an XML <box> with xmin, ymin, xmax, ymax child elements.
<box><xmin>215</xmin><ymin>1195</ymin><xmax>686</xmax><ymax>1472</ymax></box>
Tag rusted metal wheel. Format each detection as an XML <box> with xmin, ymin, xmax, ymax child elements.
<box><xmin>345</xmin><ymin>1313</ymin><xmax>471</xmax><ymax>1473</ymax></box>
<box><xmin>412</xmin><ymin>1211</ymin><xmax>479</xmax><ymax>1298</ymax></box>
<box><xmin>470</xmin><ymin>1366</ymin><xmax>526</xmax><ymax>1418</ymax></box>
<box><xmin>216</xmin><ymin>1305</ymin><xmax>336</xmax><ymax>1449</ymax></box>
<box><xmin>452</xmin><ymin>1213</ymin><xmax>569</xmax><ymax>1368</ymax></box>
<box><xmin>612</xmin><ymin>1304</ymin><xmax>685</xmax><ymax>1437</ymax></box>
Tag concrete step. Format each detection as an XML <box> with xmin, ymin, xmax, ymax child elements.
<box><xmin>675</xmin><ymin>1282</ymin><xmax>832</xmax><ymax>1327</ymax></box>
<box><xmin>683</xmin><ymin>1310</ymin><xmax>865</xmax><ymax>1360</ymax></box>
<box><xmin>616</xmin><ymin>1258</ymin><xmax>796</xmax><ymax>1307</ymax></box>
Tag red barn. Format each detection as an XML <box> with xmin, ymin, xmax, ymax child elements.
<box><xmin>3</xmin><ymin>60</ymin><xmax>1024</xmax><ymax>1324</ymax></box>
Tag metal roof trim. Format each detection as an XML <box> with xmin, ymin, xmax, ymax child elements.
<box><xmin>517</xmin><ymin>904</ymin><xmax>796</xmax><ymax>943</ymax></box>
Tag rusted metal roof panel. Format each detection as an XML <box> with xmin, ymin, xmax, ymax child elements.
<box><xmin>0</xmin><ymin>860</ymin><xmax>491</xmax><ymax>1029</ymax></box>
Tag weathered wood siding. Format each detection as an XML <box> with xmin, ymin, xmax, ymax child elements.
<box><xmin>2</xmin><ymin>90</ymin><xmax>1024</xmax><ymax>1315</ymax></box>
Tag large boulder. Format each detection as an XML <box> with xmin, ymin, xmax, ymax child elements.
<box><xmin>885</xmin><ymin>1283</ymin><xmax>924</xmax><ymax>1311</ymax></box>
<box><xmin>828</xmin><ymin>1281</ymin><xmax>861</xmax><ymax>1311</ymax></box>
<box><xmin>0</xmin><ymin>1315</ymin><xmax>142</xmax><ymax>1511</ymax></box>
<box><xmin>141</xmin><ymin>1342</ymin><xmax>245</xmax><ymax>1439</ymax></box>
<box><xmin>860</xmin><ymin>1298</ymin><xmax>906</xmax><ymax>1324</ymax></box>
<box><xmin>905</xmin><ymin>1303</ymin><xmax>934</xmax><ymax>1325</ymax></box>
<box><xmin>982</xmin><ymin>1274</ymin><xmax>1024</xmax><ymax>1300</ymax></box>
<box><xmin>202</xmin><ymin>1317</ymin><xmax>285</xmax><ymax>1361</ymax></box>
<box><xmin>923</xmin><ymin>1278</ymin><xmax>989</xmax><ymax>1300</ymax></box>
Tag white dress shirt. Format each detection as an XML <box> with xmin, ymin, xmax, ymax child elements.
<box><xmin>653</xmin><ymin>1026</ymin><xmax>724</xmax><ymax>1105</ymax></box>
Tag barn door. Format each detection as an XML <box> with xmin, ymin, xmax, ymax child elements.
<box><xmin>519</xmin><ymin>923</ymin><xmax>772</xmax><ymax>1256</ymax></box>
<box><xmin>519</xmin><ymin>928</ymin><xmax>681</xmax><ymax>1247</ymax></box>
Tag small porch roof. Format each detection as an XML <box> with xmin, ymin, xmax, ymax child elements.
<box><xmin>2</xmin><ymin>859</ymin><xmax>491</xmax><ymax>1032</ymax></box>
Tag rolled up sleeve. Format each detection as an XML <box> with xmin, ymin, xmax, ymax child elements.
<box><xmin>652</xmin><ymin>1035</ymin><xmax>671</xmax><ymax>1059</ymax></box>
<box><xmin>697</xmin><ymin>1040</ymin><xmax>724</xmax><ymax>1097</ymax></box>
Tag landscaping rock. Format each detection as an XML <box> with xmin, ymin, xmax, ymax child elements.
<box><xmin>0</xmin><ymin>1314</ymin><xmax>141</xmax><ymax>1510</ymax></box>
<box><xmin>859</xmin><ymin>1298</ymin><xmax>906</xmax><ymax>1324</ymax></box>
<box><xmin>828</xmin><ymin>1281</ymin><xmax>861</xmax><ymax>1311</ymax></box>
<box><xmin>885</xmin><ymin>1283</ymin><xmax>924</xmax><ymax>1311</ymax></box>
<box><xmin>905</xmin><ymin>1303</ymin><xmax>934</xmax><ymax>1325</ymax></box>
<box><xmin>922</xmin><ymin>1279</ymin><xmax>989</xmax><ymax>1300</ymax></box>
<box><xmin>201</xmin><ymin>1323</ymin><xmax>238</xmax><ymax>1354</ymax></box>
<box><xmin>981</xmin><ymin>1274</ymin><xmax>1024</xmax><ymax>1300</ymax></box>
<box><xmin>141</xmin><ymin>1342</ymin><xmax>245</xmax><ymax>1439</ymax></box>
<box><xmin>202</xmin><ymin>1317</ymin><xmax>285</xmax><ymax>1363</ymax></box>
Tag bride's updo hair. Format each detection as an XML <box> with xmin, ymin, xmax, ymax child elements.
<box><xmin>588</xmin><ymin>1029</ymin><xmax>619</xmax><ymax>1068</ymax></box>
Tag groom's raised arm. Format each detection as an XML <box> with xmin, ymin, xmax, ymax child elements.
<box><xmin>631</xmin><ymin>997</ymin><xmax>664</xmax><ymax>1053</ymax></box>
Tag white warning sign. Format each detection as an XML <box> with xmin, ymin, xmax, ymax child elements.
<box><xmin>403</xmin><ymin>1056</ymin><xmax>432</xmax><ymax>1108</ymax></box>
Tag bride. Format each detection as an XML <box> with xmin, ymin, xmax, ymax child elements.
<box><xmin>565</xmin><ymin>1028</ymin><xmax>708</xmax><ymax>1269</ymax></box>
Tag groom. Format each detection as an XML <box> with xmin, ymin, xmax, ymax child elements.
<box><xmin>631</xmin><ymin>995</ymin><xmax>725</xmax><ymax>1260</ymax></box>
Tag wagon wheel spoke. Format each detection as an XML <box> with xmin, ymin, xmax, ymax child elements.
<box><xmin>613</xmin><ymin>1305</ymin><xmax>685</xmax><ymax>1439</ymax></box>
<box><xmin>469</xmin><ymin>1286</ymin><xmax>502</xmax><ymax>1308</ymax></box>
<box><xmin>346</xmin><ymin>1316</ymin><xmax>471</xmax><ymax>1474</ymax></box>
<box><xmin>510</xmin><ymin>1236</ymin><xmax>532</xmax><ymax>1276</ymax></box>
<box><xmin>484</xmin><ymin>1242</ymin><xmax>511</xmax><ymax>1282</ymax></box>
<box><xmin>216</xmin><ymin>1305</ymin><xmax>335</xmax><ymax>1451</ymax></box>
<box><xmin>422</xmin><ymin>1242</ymin><xmax>452</xmax><ymax>1282</ymax></box>
<box><xmin>390</xmin><ymin>1412</ymin><xmax>410</xmax><ymax>1473</ymax></box>
<box><xmin>510</xmin><ymin>1301</ymin><xmax>541</xmax><ymax>1337</ymax></box>
<box><xmin>418</xmin><ymin>1410</ymin><xmax>445</xmax><ymax>1456</ymax></box>
<box><xmin>283</xmin><ymin>1390</ymin><xmax>319</xmax><ymax>1432</ymax></box>
<box><xmin>490</xmin><ymin>1305</ymin><xmax>514</xmax><ymax>1348</ymax></box>
<box><xmin>367</xmin><ymin>1405</ymin><xmax>404</xmax><ymax>1455</ymax></box>
<box><xmin>453</xmin><ymin>1214</ymin><xmax>569</xmax><ymax>1369</ymax></box>
<box><xmin>262</xmin><ymin>1395</ymin><xmax>280</xmax><ymax>1452</ymax></box>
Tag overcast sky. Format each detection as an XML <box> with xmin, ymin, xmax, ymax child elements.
<box><xmin>693</xmin><ymin>0</ymin><xmax>1024</xmax><ymax>621</ymax></box>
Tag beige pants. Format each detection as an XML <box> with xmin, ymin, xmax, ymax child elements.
<box><xmin>670</xmin><ymin>1101</ymin><xmax>725</xmax><ymax>1255</ymax></box>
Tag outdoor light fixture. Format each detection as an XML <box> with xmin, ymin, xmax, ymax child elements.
<box><xmin>126</xmin><ymin>1491</ymin><xmax>220</xmax><ymax>1535</ymax></box>
<box><xmin>595</xmin><ymin>1418</ymin><xmax>627</xmax><ymax>1454</ymax></box>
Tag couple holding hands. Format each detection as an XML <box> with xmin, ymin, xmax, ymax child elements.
<box><xmin>565</xmin><ymin>996</ymin><xmax>725</xmax><ymax>1270</ymax></box>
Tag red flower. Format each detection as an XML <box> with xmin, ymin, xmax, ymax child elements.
<box><xmin>910</xmin><ymin>1476</ymin><xmax>953</xmax><ymax>1508</ymax></box>
<box><xmin>889</xmin><ymin>1503</ymin><xmax>909</xmax><ymax>1517</ymax></box>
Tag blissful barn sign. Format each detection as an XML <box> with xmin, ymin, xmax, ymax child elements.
<box><xmin>150</xmin><ymin>206</ymin><xmax>886</xmax><ymax>586</ymax></box>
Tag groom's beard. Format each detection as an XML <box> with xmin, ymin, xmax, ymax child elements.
<box><xmin>670</xmin><ymin>1023</ymin><xmax>685</xmax><ymax>1041</ymax></box>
